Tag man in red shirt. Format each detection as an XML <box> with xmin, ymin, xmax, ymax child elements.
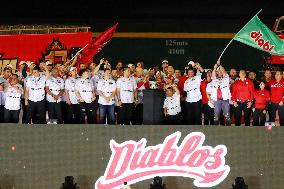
<box><xmin>263</xmin><ymin>69</ymin><xmax>274</xmax><ymax>92</ymax></box>
<box><xmin>269</xmin><ymin>71</ymin><xmax>284</xmax><ymax>126</ymax></box>
<box><xmin>231</xmin><ymin>70</ymin><xmax>254</xmax><ymax>126</ymax></box>
<box><xmin>252</xmin><ymin>82</ymin><xmax>270</xmax><ymax>126</ymax></box>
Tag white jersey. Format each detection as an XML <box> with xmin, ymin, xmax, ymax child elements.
<box><xmin>97</xmin><ymin>78</ymin><xmax>116</xmax><ymax>105</ymax></box>
<box><xmin>116</xmin><ymin>77</ymin><xmax>137</xmax><ymax>103</ymax></box>
<box><xmin>210</xmin><ymin>75</ymin><xmax>231</xmax><ymax>101</ymax></box>
<box><xmin>134</xmin><ymin>76</ymin><xmax>146</xmax><ymax>104</ymax></box>
<box><xmin>4</xmin><ymin>84</ymin><xmax>23</xmax><ymax>110</ymax></box>
<box><xmin>45</xmin><ymin>77</ymin><xmax>64</xmax><ymax>103</ymax></box>
<box><xmin>75</xmin><ymin>78</ymin><xmax>94</xmax><ymax>103</ymax></box>
<box><xmin>59</xmin><ymin>75</ymin><xmax>67</xmax><ymax>102</ymax></box>
<box><xmin>0</xmin><ymin>91</ymin><xmax>2</xmax><ymax>105</ymax></box>
<box><xmin>16</xmin><ymin>71</ymin><xmax>24</xmax><ymax>81</ymax></box>
<box><xmin>206</xmin><ymin>82</ymin><xmax>214</xmax><ymax>95</ymax></box>
<box><xmin>163</xmin><ymin>93</ymin><xmax>181</xmax><ymax>115</ymax></box>
<box><xmin>91</xmin><ymin>74</ymin><xmax>101</xmax><ymax>95</ymax></box>
<box><xmin>65</xmin><ymin>77</ymin><xmax>79</xmax><ymax>104</ymax></box>
<box><xmin>184</xmin><ymin>75</ymin><xmax>203</xmax><ymax>103</ymax></box>
<box><xmin>206</xmin><ymin>82</ymin><xmax>215</xmax><ymax>108</ymax></box>
<box><xmin>0</xmin><ymin>77</ymin><xmax>9</xmax><ymax>105</ymax></box>
<box><xmin>26</xmin><ymin>76</ymin><xmax>46</xmax><ymax>102</ymax></box>
<box><xmin>137</xmin><ymin>82</ymin><xmax>147</xmax><ymax>104</ymax></box>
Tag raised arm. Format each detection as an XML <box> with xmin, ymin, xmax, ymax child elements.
<box><xmin>212</xmin><ymin>58</ymin><xmax>221</xmax><ymax>78</ymax></box>
<box><xmin>66</xmin><ymin>55</ymin><xmax>79</xmax><ymax>68</ymax></box>
<box><xmin>194</xmin><ymin>62</ymin><xmax>204</xmax><ymax>73</ymax></box>
<box><xmin>172</xmin><ymin>84</ymin><xmax>180</xmax><ymax>95</ymax></box>
<box><xmin>92</xmin><ymin>58</ymin><xmax>105</xmax><ymax>76</ymax></box>
<box><xmin>219</xmin><ymin>65</ymin><xmax>228</xmax><ymax>77</ymax></box>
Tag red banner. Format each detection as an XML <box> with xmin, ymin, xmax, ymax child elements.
<box><xmin>0</xmin><ymin>32</ymin><xmax>92</xmax><ymax>64</ymax></box>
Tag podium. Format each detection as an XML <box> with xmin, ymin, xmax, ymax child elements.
<box><xmin>143</xmin><ymin>89</ymin><xmax>165</xmax><ymax>124</ymax></box>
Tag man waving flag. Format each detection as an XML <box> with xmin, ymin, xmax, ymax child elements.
<box><xmin>220</xmin><ymin>10</ymin><xmax>284</xmax><ymax>59</ymax></box>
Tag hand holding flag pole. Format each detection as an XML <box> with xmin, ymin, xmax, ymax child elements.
<box><xmin>219</xmin><ymin>9</ymin><xmax>263</xmax><ymax>60</ymax></box>
<box><xmin>69</xmin><ymin>44</ymin><xmax>89</xmax><ymax>62</ymax></box>
<box><xmin>64</xmin><ymin>44</ymin><xmax>89</xmax><ymax>67</ymax></box>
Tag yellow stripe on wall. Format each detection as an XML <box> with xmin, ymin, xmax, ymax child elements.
<box><xmin>92</xmin><ymin>32</ymin><xmax>235</xmax><ymax>39</ymax></box>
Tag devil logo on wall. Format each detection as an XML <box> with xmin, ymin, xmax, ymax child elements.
<box><xmin>0</xmin><ymin>53</ymin><xmax>18</xmax><ymax>73</ymax></box>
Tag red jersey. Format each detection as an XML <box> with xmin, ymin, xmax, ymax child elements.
<box><xmin>253</xmin><ymin>89</ymin><xmax>270</xmax><ymax>109</ymax></box>
<box><xmin>231</xmin><ymin>78</ymin><xmax>254</xmax><ymax>102</ymax></box>
<box><xmin>200</xmin><ymin>80</ymin><xmax>209</xmax><ymax>104</ymax></box>
<box><xmin>264</xmin><ymin>79</ymin><xmax>275</xmax><ymax>92</ymax></box>
<box><xmin>178</xmin><ymin>75</ymin><xmax>189</xmax><ymax>94</ymax></box>
<box><xmin>270</xmin><ymin>80</ymin><xmax>284</xmax><ymax>103</ymax></box>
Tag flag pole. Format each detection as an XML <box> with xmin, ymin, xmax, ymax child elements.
<box><xmin>218</xmin><ymin>9</ymin><xmax>263</xmax><ymax>60</ymax></box>
<box><xmin>69</xmin><ymin>44</ymin><xmax>89</xmax><ymax>62</ymax></box>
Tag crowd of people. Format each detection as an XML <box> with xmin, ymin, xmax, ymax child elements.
<box><xmin>0</xmin><ymin>56</ymin><xmax>283</xmax><ymax>126</ymax></box>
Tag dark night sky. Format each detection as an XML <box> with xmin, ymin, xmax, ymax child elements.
<box><xmin>0</xmin><ymin>0</ymin><xmax>283</xmax><ymax>32</ymax></box>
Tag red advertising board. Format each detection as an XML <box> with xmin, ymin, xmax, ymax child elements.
<box><xmin>0</xmin><ymin>32</ymin><xmax>92</xmax><ymax>69</ymax></box>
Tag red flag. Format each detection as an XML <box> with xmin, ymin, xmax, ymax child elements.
<box><xmin>77</xmin><ymin>23</ymin><xmax>118</xmax><ymax>65</ymax></box>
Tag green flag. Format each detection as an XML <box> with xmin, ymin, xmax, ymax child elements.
<box><xmin>234</xmin><ymin>15</ymin><xmax>284</xmax><ymax>55</ymax></box>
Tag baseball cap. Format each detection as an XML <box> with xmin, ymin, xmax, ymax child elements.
<box><xmin>46</xmin><ymin>61</ymin><xmax>53</xmax><ymax>66</ymax></box>
<box><xmin>5</xmin><ymin>64</ymin><xmax>13</xmax><ymax>69</ymax></box>
<box><xmin>19</xmin><ymin>61</ymin><xmax>26</xmax><ymax>66</ymax></box>
<box><xmin>162</xmin><ymin>60</ymin><xmax>169</xmax><ymax>64</ymax></box>
<box><xmin>127</xmin><ymin>63</ymin><xmax>135</xmax><ymax>68</ymax></box>
<box><xmin>188</xmin><ymin>61</ymin><xmax>195</xmax><ymax>66</ymax></box>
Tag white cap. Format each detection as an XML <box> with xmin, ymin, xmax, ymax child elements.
<box><xmin>46</xmin><ymin>61</ymin><xmax>52</xmax><ymax>66</ymax></box>
<box><xmin>127</xmin><ymin>64</ymin><xmax>134</xmax><ymax>68</ymax></box>
<box><xmin>162</xmin><ymin>60</ymin><xmax>169</xmax><ymax>64</ymax></box>
<box><xmin>5</xmin><ymin>64</ymin><xmax>13</xmax><ymax>69</ymax></box>
<box><xmin>188</xmin><ymin>61</ymin><xmax>195</xmax><ymax>66</ymax></box>
<box><xmin>19</xmin><ymin>61</ymin><xmax>26</xmax><ymax>65</ymax></box>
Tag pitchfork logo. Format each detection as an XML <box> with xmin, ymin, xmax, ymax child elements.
<box><xmin>95</xmin><ymin>131</ymin><xmax>230</xmax><ymax>189</ymax></box>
